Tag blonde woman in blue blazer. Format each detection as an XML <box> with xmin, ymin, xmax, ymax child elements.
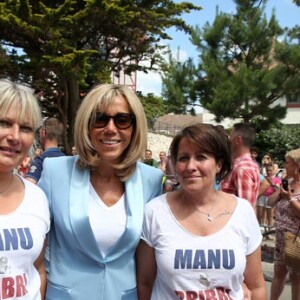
<box><xmin>38</xmin><ymin>84</ymin><xmax>163</xmax><ymax>300</ymax></box>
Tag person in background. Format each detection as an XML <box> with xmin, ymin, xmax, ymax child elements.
<box><xmin>262</xmin><ymin>163</ymin><xmax>281</xmax><ymax>231</ymax></box>
<box><xmin>143</xmin><ymin>149</ymin><xmax>159</xmax><ymax>167</ymax></box>
<box><xmin>158</xmin><ymin>150</ymin><xmax>168</xmax><ymax>188</ymax></box>
<box><xmin>0</xmin><ymin>79</ymin><xmax>50</xmax><ymax>299</ymax></box>
<box><xmin>261</xmin><ymin>153</ymin><xmax>279</xmax><ymax>176</ymax></box>
<box><xmin>273</xmin><ymin>157</ymin><xmax>280</xmax><ymax>176</ymax></box>
<box><xmin>164</xmin><ymin>152</ymin><xmax>180</xmax><ymax>192</ymax></box>
<box><xmin>137</xmin><ymin>123</ymin><xmax>266</xmax><ymax>300</ymax></box>
<box><xmin>250</xmin><ymin>146</ymin><xmax>261</xmax><ymax>168</ymax></box>
<box><xmin>268</xmin><ymin>148</ymin><xmax>300</xmax><ymax>300</ymax></box>
<box><xmin>26</xmin><ymin>117</ymin><xmax>65</xmax><ymax>184</ymax></box>
<box><xmin>38</xmin><ymin>83</ymin><xmax>163</xmax><ymax>299</ymax></box>
<box><xmin>257</xmin><ymin>173</ymin><xmax>271</xmax><ymax>225</ymax></box>
<box><xmin>258</xmin><ymin>174</ymin><xmax>270</xmax><ymax>197</ymax></box>
<box><xmin>221</xmin><ymin>122</ymin><xmax>260</xmax><ymax>208</ymax></box>
<box><xmin>252</xmin><ymin>149</ymin><xmax>270</xmax><ymax>224</ymax></box>
<box><xmin>18</xmin><ymin>154</ymin><xmax>31</xmax><ymax>177</ymax></box>
<box><xmin>34</xmin><ymin>147</ymin><xmax>43</xmax><ymax>158</ymax></box>
<box><xmin>71</xmin><ymin>145</ymin><xmax>77</xmax><ymax>155</ymax></box>
<box><xmin>158</xmin><ymin>150</ymin><xmax>167</xmax><ymax>173</ymax></box>
<box><xmin>250</xmin><ymin>147</ymin><xmax>270</xmax><ymax>201</ymax></box>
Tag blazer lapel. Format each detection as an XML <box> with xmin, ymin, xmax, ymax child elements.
<box><xmin>69</xmin><ymin>161</ymin><xmax>103</xmax><ymax>262</ymax></box>
<box><xmin>105</xmin><ymin>166</ymin><xmax>144</xmax><ymax>262</ymax></box>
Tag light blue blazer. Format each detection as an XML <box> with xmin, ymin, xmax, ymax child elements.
<box><xmin>38</xmin><ymin>156</ymin><xmax>163</xmax><ymax>300</ymax></box>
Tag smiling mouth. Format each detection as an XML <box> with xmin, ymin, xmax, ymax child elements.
<box><xmin>0</xmin><ymin>147</ymin><xmax>20</xmax><ymax>154</ymax></box>
<box><xmin>183</xmin><ymin>175</ymin><xmax>201</xmax><ymax>179</ymax></box>
<box><xmin>100</xmin><ymin>140</ymin><xmax>120</xmax><ymax>145</ymax></box>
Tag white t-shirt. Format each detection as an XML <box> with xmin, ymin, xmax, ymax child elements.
<box><xmin>141</xmin><ymin>194</ymin><xmax>262</xmax><ymax>300</ymax></box>
<box><xmin>89</xmin><ymin>183</ymin><xmax>126</xmax><ymax>257</ymax></box>
<box><xmin>0</xmin><ymin>176</ymin><xmax>50</xmax><ymax>300</ymax></box>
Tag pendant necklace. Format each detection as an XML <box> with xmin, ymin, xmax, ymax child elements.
<box><xmin>0</xmin><ymin>175</ymin><xmax>14</xmax><ymax>198</ymax></box>
<box><xmin>195</xmin><ymin>208</ymin><xmax>232</xmax><ymax>222</ymax></box>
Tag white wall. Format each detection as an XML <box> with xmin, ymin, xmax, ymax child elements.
<box><xmin>202</xmin><ymin>97</ymin><xmax>300</xmax><ymax>128</ymax></box>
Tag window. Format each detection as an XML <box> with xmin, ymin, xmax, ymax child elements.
<box><xmin>287</xmin><ymin>93</ymin><xmax>300</xmax><ymax>103</ymax></box>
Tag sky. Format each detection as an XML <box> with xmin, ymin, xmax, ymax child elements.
<box><xmin>136</xmin><ymin>0</ymin><xmax>300</xmax><ymax>96</ymax></box>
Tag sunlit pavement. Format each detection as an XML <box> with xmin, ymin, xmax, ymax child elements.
<box><xmin>261</xmin><ymin>234</ymin><xmax>291</xmax><ymax>299</ymax></box>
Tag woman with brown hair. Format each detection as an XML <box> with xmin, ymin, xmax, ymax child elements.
<box><xmin>137</xmin><ymin>123</ymin><xmax>266</xmax><ymax>300</ymax></box>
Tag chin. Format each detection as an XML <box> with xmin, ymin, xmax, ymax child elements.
<box><xmin>101</xmin><ymin>155</ymin><xmax>121</xmax><ymax>163</ymax></box>
<box><xmin>182</xmin><ymin>184</ymin><xmax>200</xmax><ymax>192</ymax></box>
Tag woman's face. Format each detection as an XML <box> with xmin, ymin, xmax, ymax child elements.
<box><xmin>284</xmin><ymin>157</ymin><xmax>298</xmax><ymax>178</ymax></box>
<box><xmin>90</xmin><ymin>96</ymin><xmax>134</xmax><ymax>164</ymax></box>
<box><xmin>266</xmin><ymin>167</ymin><xmax>274</xmax><ymax>177</ymax></box>
<box><xmin>175</xmin><ymin>137</ymin><xmax>222</xmax><ymax>193</ymax></box>
<box><xmin>0</xmin><ymin>105</ymin><xmax>35</xmax><ymax>172</ymax></box>
<box><xmin>35</xmin><ymin>148</ymin><xmax>42</xmax><ymax>156</ymax></box>
<box><xmin>262</xmin><ymin>155</ymin><xmax>271</xmax><ymax>165</ymax></box>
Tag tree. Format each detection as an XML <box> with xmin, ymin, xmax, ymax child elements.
<box><xmin>138</xmin><ymin>92</ymin><xmax>167</xmax><ymax>129</ymax></box>
<box><xmin>193</xmin><ymin>0</ymin><xmax>300</xmax><ymax>127</ymax></box>
<box><xmin>0</xmin><ymin>0</ymin><xmax>200</xmax><ymax>150</ymax></box>
<box><xmin>294</xmin><ymin>0</ymin><xmax>300</xmax><ymax>6</ymax></box>
<box><xmin>162</xmin><ymin>0</ymin><xmax>300</xmax><ymax>129</ymax></box>
<box><xmin>161</xmin><ymin>49</ymin><xmax>199</xmax><ymax>115</ymax></box>
<box><xmin>255</xmin><ymin>124</ymin><xmax>300</xmax><ymax>166</ymax></box>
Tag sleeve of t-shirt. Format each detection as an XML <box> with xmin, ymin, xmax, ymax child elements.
<box><xmin>141</xmin><ymin>196</ymin><xmax>166</xmax><ymax>248</ymax></box>
<box><xmin>26</xmin><ymin>156</ymin><xmax>43</xmax><ymax>182</ymax></box>
<box><xmin>241</xmin><ymin>199</ymin><xmax>262</xmax><ymax>255</ymax></box>
<box><xmin>273</xmin><ymin>177</ymin><xmax>281</xmax><ymax>185</ymax></box>
<box><xmin>141</xmin><ymin>203</ymin><xmax>155</xmax><ymax>247</ymax></box>
<box><xmin>259</xmin><ymin>174</ymin><xmax>265</xmax><ymax>182</ymax></box>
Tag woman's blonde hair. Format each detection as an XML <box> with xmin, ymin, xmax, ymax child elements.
<box><xmin>74</xmin><ymin>83</ymin><xmax>148</xmax><ymax>181</ymax></box>
<box><xmin>285</xmin><ymin>148</ymin><xmax>300</xmax><ymax>164</ymax></box>
<box><xmin>0</xmin><ymin>79</ymin><xmax>41</xmax><ymax>130</ymax></box>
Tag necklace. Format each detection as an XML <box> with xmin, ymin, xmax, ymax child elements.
<box><xmin>0</xmin><ymin>175</ymin><xmax>14</xmax><ymax>198</ymax></box>
<box><xmin>181</xmin><ymin>190</ymin><xmax>232</xmax><ymax>222</ymax></box>
<box><xmin>195</xmin><ymin>208</ymin><xmax>232</xmax><ymax>222</ymax></box>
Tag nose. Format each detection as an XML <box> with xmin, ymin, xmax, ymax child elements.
<box><xmin>7</xmin><ymin>124</ymin><xmax>21</xmax><ymax>142</ymax></box>
<box><xmin>186</xmin><ymin>157</ymin><xmax>197</xmax><ymax>170</ymax></box>
<box><xmin>104</xmin><ymin>117</ymin><xmax>117</xmax><ymax>132</ymax></box>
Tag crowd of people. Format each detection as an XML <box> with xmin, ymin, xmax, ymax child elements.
<box><xmin>1</xmin><ymin>77</ymin><xmax>299</xmax><ymax>300</ymax></box>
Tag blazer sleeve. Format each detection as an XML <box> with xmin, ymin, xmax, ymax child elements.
<box><xmin>138</xmin><ymin>162</ymin><xmax>164</xmax><ymax>203</ymax></box>
<box><xmin>38</xmin><ymin>156</ymin><xmax>75</xmax><ymax>218</ymax></box>
<box><xmin>38</xmin><ymin>158</ymin><xmax>53</xmax><ymax>217</ymax></box>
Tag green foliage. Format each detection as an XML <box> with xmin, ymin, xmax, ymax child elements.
<box><xmin>138</xmin><ymin>92</ymin><xmax>167</xmax><ymax>129</ymax></box>
<box><xmin>255</xmin><ymin>124</ymin><xmax>300</xmax><ymax>166</ymax></box>
<box><xmin>162</xmin><ymin>0</ymin><xmax>300</xmax><ymax>127</ymax></box>
<box><xmin>161</xmin><ymin>49</ymin><xmax>199</xmax><ymax>115</ymax></box>
<box><xmin>0</xmin><ymin>0</ymin><xmax>200</xmax><ymax>150</ymax></box>
<box><xmin>191</xmin><ymin>0</ymin><xmax>296</xmax><ymax>126</ymax></box>
<box><xmin>294</xmin><ymin>0</ymin><xmax>300</xmax><ymax>6</ymax></box>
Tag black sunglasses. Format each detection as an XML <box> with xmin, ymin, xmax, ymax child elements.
<box><xmin>92</xmin><ymin>112</ymin><xmax>136</xmax><ymax>129</ymax></box>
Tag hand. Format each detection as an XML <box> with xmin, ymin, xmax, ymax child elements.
<box><xmin>280</xmin><ymin>184</ymin><xmax>292</xmax><ymax>201</ymax></box>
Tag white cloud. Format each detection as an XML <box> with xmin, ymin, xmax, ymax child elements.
<box><xmin>136</xmin><ymin>70</ymin><xmax>162</xmax><ymax>96</ymax></box>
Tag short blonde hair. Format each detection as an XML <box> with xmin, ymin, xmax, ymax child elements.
<box><xmin>285</xmin><ymin>148</ymin><xmax>300</xmax><ymax>164</ymax></box>
<box><xmin>0</xmin><ymin>79</ymin><xmax>41</xmax><ymax>130</ymax></box>
<box><xmin>74</xmin><ymin>83</ymin><xmax>148</xmax><ymax>181</ymax></box>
